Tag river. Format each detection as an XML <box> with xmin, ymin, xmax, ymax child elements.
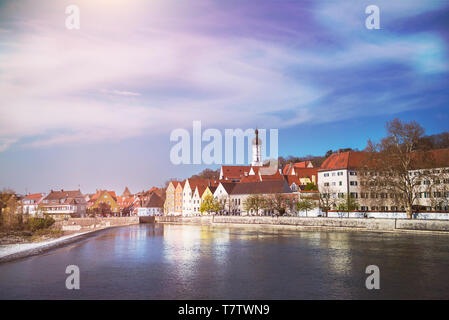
<box><xmin>1</xmin><ymin>223</ymin><xmax>449</xmax><ymax>299</ymax></box>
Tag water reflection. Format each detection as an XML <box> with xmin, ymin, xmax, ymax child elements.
<box><xmin>0</xmin><ymin>224</ymin><xmax>449</xmax><ymax>299</ymax></box>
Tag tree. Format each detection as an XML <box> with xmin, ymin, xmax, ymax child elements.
<box><xmin>243</xmin><ymin>194</ymin><xmax>266</xmax><ymax>215</ymax></box>
<box><xmin>318</xmin><ymin>186</ymin><xmax>338</xmax><ymax>217</ymax></box>
<box><xmin>97</xmin><ymin>202</ymin><xmax>112</xmax><ymax>217</ymax></box>
<box><xmin>200</xmin><ymin>194</ymin><xmax>220</xmax><ymax>215</ymax></box>
<box><xmin>264</xmin><ymin>194</ymin><xmax>287</xmax><ymax>216</ymax></box>
<box><xmin>336</xmin><ymin>194</ymin><xmax>359</xmax><ymax>212</ymax></box>
<box><xmin>296</xmin><ymin>199</ymin><xmax>316</xmax><ymax>217</ymax></box>
<box><xmin>0</xmin><ymin>190</ymin><xmax>21</xmax><ymax>230</ymax></box>
<box><xmin>304</xmin><ymin>182</ymin><xmax>317</xmax><ymax>191</ymax></box>
<box><xmin>360</xmin><ymin>119</ymin><xmax>441</xmax><ymax>218</ymax></box>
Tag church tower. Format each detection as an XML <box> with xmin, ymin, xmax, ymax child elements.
<box><xmin>251</xmin><ymin>128</ymin><xmax>262</xmax><ymax>166</ymax></box>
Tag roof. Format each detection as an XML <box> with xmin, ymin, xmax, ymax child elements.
<box><xmin>196</xmin><ymin>186</ymin><xmax>207</xmax><ymax>197</ymax></box>
<box><xmin>23</xmin><ymin>193</ymin><xmax>44</xmax><ymax>201</ymax></box>
<box><xmin>44</xmin><ymin>189</ymin><xmax>84</xmax><ymax>200</ymax></box>
<box><xmin>43</xmin><ymin>189</ymin><xmax>86</xmax><ymax>205</ymax></box>
<box><xmin>415</xmin><ymin>148</ymin><xmax>449</xmax><ymax>169</ymax></box>
<box><xmin>220</xmin><ymin>165</ymin><xmax>258</xmax><ymax>180</ymax></box>
<box><xmin>282</xmin><ymin>161</ymin><xmax>314</xmax><ymax>175</ymax></box>
<box><xmin>229</xmin><ymin>180</ymin><xmax>292</xmax><ymax>195</ymax></box>
<box><xmin>207</xmin><ymin>186</ymin><xmax>217</xmax><ymax>194</ymax></box>
<box><xmin>218</xmin><ymin>182</ymin><xmax>237</xmax><ymax>194</ymax></box>
<box><xmin>143</xmin><ymin>193</ymin><xmax>164</xmax><ymax>208</ymax></box>
<box><xmin>122</xmin><ymin>187</ymin><xmax>132</xmax><ymax>197</ymax></box>
<box><xmin>285</xmin><ymin>175</ymin><xmax>302</xmax><ymax>186</ymax></box>
<box><xmin>319</xmin><ymin>151</ymin><xmax>368</xmax><ymax>171</ymax></box>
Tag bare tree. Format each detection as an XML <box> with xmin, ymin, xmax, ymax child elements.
<box><xmin>264</xmin><ymin>194</ymin><xmax>287</xmax><ymax>216</ymax></box>
<box><xmin>360</xmin><ymin>119</ymin><xmax>443</xmax><ymax>218</ymax></box>
<box><xmin>242</xmin><ymin>194</ymin><xmax>266</xmax><ymax>215</ymax></box>
<box><xmin>318</xmin><ymin>185</ymin><xmax>338</xmax><ymax>217</ymax></box>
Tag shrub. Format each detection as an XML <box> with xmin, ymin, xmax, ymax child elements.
<box><xmin>27</xmin><ymin>217</ymin><xmax>55</xmax><ymax>232</ymax></box>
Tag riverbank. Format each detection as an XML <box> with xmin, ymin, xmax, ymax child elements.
<box><xmin>155</xmin><ymin>216</ymin><xmax>449</xmax><ymax>235</ymax></box>
<box><xmin>0</xmin><ymin>228</ymin><xmax>110</xmax><ymax>263</ymax></box>
<box><xmin>0</xmin><ymin>217</ymin><xmax>141</xmax><ymax>263</ymax></box>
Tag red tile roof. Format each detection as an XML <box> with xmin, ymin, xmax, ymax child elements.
<box><xmin>319</xmin><ymin>151</ymin><xmax>368</xmax><ymax>171</ymax></box>
<box><xmin>23</xmin><ymin>193</ymin><xmax>44</xmax><ymax>201</ymax></box>
<box><xmin>220</xmin><ymin>165</ymin><xmax>258</xmax><ymax>180</ymax></box>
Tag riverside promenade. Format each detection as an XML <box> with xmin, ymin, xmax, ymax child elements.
<box><xmin>155</xmin><ymin>216</ymin><xmax>449</xmax><ymax>234</ymax></box>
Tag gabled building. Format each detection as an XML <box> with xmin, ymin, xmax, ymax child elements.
<box><xmin>283</xmin><ymin>161</ymin><xmax>318</xmax><ymax>187</ymax></box>
<box><xmin>164</xmin><ymin>181</ymin><xmax>180</xmax><ymax>215</ymax></box>
<box><xmin>41</xmin><ymin>189</ymin><xmax>86</xmax><ymax>219</ymax></box>
<box><xmin>182</xmin><ymin>179</ymin><xmax>212</xmax><ymax>216</ymax></box>
<box><xmin>318</xmin><ymin>151</ymin><xmax>367</xmax><ymax>210</ymax></box>
<box><xmin>174</xmin><ymin>181</ymin><xmax>185</xmax><ymax>215</ymax></box>
<box><xmin>138</xmin><ymin>192</ymin><xmax>164</xmax><ymax>216</ymax></box>
<box><xmin>22</xmin><ymin>193</ymin><xmax>46</xmax><ymax>216</ymax></box>
<box><xmin>87</xmin><ymin>190</ymin><xmax>120</xmax><ymax>215</ymax></box>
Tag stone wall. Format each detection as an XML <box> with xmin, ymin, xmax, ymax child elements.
<box><xmin>57</xmin><ymin>217</ymin><xmax>139</xmax><ymax>231</ymax></box>
<box><xmin>155</xmin><ymin>216</ymin><xmax>449</xmax><ymax>233</ymax></box>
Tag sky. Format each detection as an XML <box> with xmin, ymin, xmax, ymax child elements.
<box><xmin>0</xmin><ymin>0</ymin><xmax>448</xmax><ymax>194</ymax></box>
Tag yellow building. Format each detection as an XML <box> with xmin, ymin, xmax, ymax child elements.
<box><xmin>88</xmin><ymin>190</ymin><xmax>119</xmax><ymax>214</ymax></box>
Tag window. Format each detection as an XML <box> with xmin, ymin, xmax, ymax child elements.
<box><xmin>350</xmin><ymin>181</ymin><xmax>357</xmax><ymax>186</ymax></box>
<box><xmin>324</xmin><ymin>182</ymin><xmax>329</xmax><ymax>186</ymax></box>
<box><xmin>350</xmin><ymin>192</ymin><xmax>358</xmax><ymax>198</ymax></box>
<box><xmin>339</xmin><ymin>181</ymin><xmax>342</xmax><ymax>186</ymax></box>
<box><xmin>324</xmin><ymin>173</ymin><xmax>329</xmax><ymax>177</ymax></box>
<box><xmin>361</xmin><ymin>206</ymin><xmax>368</xmax><ymax>211</ymax></box>
<box><xmin>349</xmin><ymin>171</ymin><xmax>357</xmax><ymax>176</ymax></box>
<box><xmin>337</xmin><ymin>172</ymin><xmax>343</xmax><ymax>176</ymax></box>
<box><xmin>332</xmin><ymin>182</ymin><xmax>336</xmax><ymax>186</ymax></box>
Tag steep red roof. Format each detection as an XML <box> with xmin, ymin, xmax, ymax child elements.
<box><xmin>283</xmin><ymin>161</ymin><xmax>314</xmax><ymax>175</ymax></box>
<box><xmin>23</xmin><ymin>193</ymin><xmax>44</xmax><ymax>201</ymax></box>
<box><xmin>319</xmin><ymin>151</ymin><xmax>368</xmax><ymax>171</ymax></box>
<box><xmin>220</xmin><ymin>165</ymin><xmax>258</xmax><ymax>180</ymax></box>
<box><xmin>285</xmin><ymin>175</ymin><xmax>302</xmax><ymax>186</ymax></box>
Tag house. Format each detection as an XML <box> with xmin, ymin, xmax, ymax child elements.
<box><xmin>283</xmin><ymin>161</ymin><xmax>318</xmax><ymax>187</ymax></box>
<box><xmin>117</xmin><ymin>195</ymin><xmax>136</xmax><ymax>216</ymax></box>
<box><xmin>227</xmin><ymin>180</ymin><xmax>292</xmax><ymax>215</ymax></box>
<box><xmin>22</xmin><ymin>193</ymin><xmax>46</xmax><ymax>216</ymax></box>
<box><xmin>87</xmin><ymin>190</ymin><xmax>120</xmax><ymax>215</ymax></box>
<box><xmin>174</xmin><ymin>181</ymin><xmax>185</xmax><ymax>216</ymax></box>
<box><xmin>41</xmin><ymin>189</ymin><xmax>86</xmax><ymax>219</ymax></box>
<box><xmin>138</xmin><ymin>192</ymin><xmax>164</xmax><ymax>216</ymax></box>
<box><xmin>164</xmin><ymin>181</ymin><xmax>180</xmax><ymax>215</ymax></box>
<box><xmin>182</xmin><ymin>179</ymin><xmax>213</xmax><ymax>216</ymax></box>
<box><xmin>213</xmin><ymin>182</ymin><xmax>237</xmax><ymax>214</ymax></box>
<box><xmin>317</xmin><ymin>149</ymin><xmax>449</xmax><ymax>212</ymax></box>
<box><xmin>318</xmin><ymin>151</ymin><xmax>367</xmax><ymax>210</ymax></box>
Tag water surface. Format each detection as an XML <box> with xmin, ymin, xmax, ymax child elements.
<box><xmin>1</xmin><ymin>223</ymin><xmax>448</xmax><ymax>299</ymax></box>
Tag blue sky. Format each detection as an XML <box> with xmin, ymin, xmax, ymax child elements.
<box><xmin>0</xmin><ymin>0</ymin><xmax>448</xmax><ymax>194</ymax></box>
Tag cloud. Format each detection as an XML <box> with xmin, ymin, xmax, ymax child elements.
<box><xmin>0</xmin><ymin>0</ymin><xmax>448</xmax><ymax>151</ymax></box>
